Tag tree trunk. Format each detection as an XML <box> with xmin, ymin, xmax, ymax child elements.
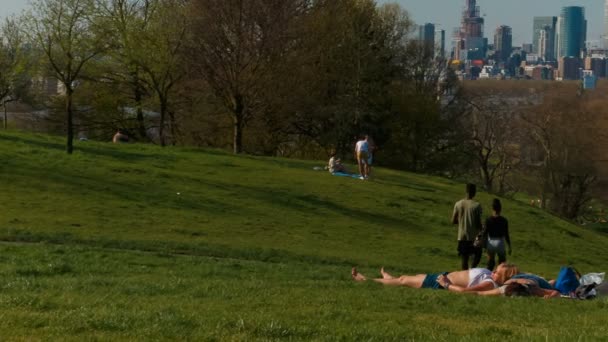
<box><xmin>169</xmin><ymin>110</ymin><xmax>177</xmax><ymax>146</ymax></box>
<box><xmin>66</xmin><ymin>87</ymin><xmax>74</xmax><ymax>154</ymax></box>
<box><xmin>233</xmin><ymin>115</ymin><xmax>243</xmax><ymax>154</ymax></box>
<box><xmin>233</xmin><ymin>94</ymin><xmax>244</xmax><ymax>154</ymax></box>
<box><xmin>3</xmin><ymin>102</ymin><xmax>7</xmax><ymax>130</ymax></box>
<box><xmin>135</xmin><ymin>97</ymin><xmax>147</xmax><ymax>140</ymax></box>
<box><xmin>159</xmin><ymin>96</ymin><xmax>167</xmax><ymax>147</ymax></box>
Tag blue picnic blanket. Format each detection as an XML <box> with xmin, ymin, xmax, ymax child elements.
<box><xmin>332</xmin><ymin>172</ymin><xmax>360</xmax><ymax>178</ymax></box>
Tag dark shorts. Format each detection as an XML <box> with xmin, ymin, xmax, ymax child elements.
<box><xmin>421</xmin><ymin>272</ymin><xmax>449</xmax><ymax>289</ymax></box>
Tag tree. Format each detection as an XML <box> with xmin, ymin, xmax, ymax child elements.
<box><xmin>185</xmin><ymin>0</ymin><xmax>311</xmax><ymax>154</ymax></box>
<box><xmin>99</xmin><ymin>0</ymin><xmax>156</xmax><ymax>140</ymax></box>
<box><xmin>0</xmin><ymin>18</ymin><xmax>32</xmax><ymax>129</ymax></box>
<box><xmin>521</xmin><ymin>88</ymin><xmax>598</xmax><ymax>219</ymax></box>
<box><xmin>24</xmin><ymin>0</ymin><xmax>111</xmax><ymax>154</ymax></box>
<box><xmin>130</xmin><ymin>0</ymin><xmax>186</xmax><ymax>146</ymax></box>
<box><xmin>461</xmin><ymin>94</ymin><xmax>519</xmax><ymax>193</ymax></box>
<box><xmin>382</xmin><ymin>39</ymin><xmax>463</xmax><ymax>172</ymax></box>
<box><xmin>287</xmin><ymin>0</ymin><xmax>411</xmax><ymax>157</ymax></box>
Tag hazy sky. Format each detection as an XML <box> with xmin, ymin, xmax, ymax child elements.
<box><xmin>1</xmin><ymin>0</ymin><xmax>606</xmax><ymax>46</ymax></box>
<box><xmin>380</xmin><ymin>0</ymin><xmax>606</xmax><ymax>46</ymax></box>
<box><xmin>0</xmin><ymin>1</ymin><xmax>28</xmax><ymax>19</ymax></box>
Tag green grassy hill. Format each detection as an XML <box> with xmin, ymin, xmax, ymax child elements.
<box><xmin>1</xmin><ymin>131</ymin><xmax>607</xmax><ymax>340</ymax></box>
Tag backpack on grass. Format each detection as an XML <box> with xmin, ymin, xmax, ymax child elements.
<box><xmin>554</xmin><ymin>266</ymin><xmax>580</xmax><ymax>295</ymax></box>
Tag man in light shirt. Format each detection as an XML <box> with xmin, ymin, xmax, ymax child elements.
<box><xmin>451</xmin><ymin>183</ymin><xmax>483</xmax><ymax>270</ymax></box>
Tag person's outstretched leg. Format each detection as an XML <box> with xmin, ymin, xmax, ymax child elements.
<box><xmin>373</xmin><ymin>274</ymin><xmax>426</xmax><ymax>287</ymax></box>
<box><xmin>352</xmin><ymin>267</ymin><xmax>425</xmax><ymax>287</ymax></box>
<box><xmin>381</xmin><ymin>267</ymin><xmax>395</xmax><ymax>279</ymax></box>
<box><xmin>351</xmin><ymin>267</ymin><xmax>367</xmax><ymax>282</ymax></box>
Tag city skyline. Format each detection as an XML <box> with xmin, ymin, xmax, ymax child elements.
<box><xmin>379</xmin><ymin>0</ymin><xmax>605</xmax><ymax>47</ymax></box>
<box><xmin>1</xmin><ymin>0</ymin><xmax>606</xmax><ymax>48</ymax></box>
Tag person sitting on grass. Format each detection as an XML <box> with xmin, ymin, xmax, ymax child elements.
<box><xmin>438</xmin><ymin>274</ymin><xmax>561</xmax><ymax>298</ymax></box>
<box><xmin>351</xmin><ymin>263</ymin><xmax>519</xmax><ymax>292</ymax></box>
<box><xmin>328</xmin><ymin>152</ymin><xmax>348</xmax><ymax>174</ymax></box>
<box><xmin>112</xmin><ymin>129</ymin><xmax>129</xmax><ymax>143</ymax></box>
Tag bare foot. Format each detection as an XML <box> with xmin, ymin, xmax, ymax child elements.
<box><xmin>380</xmin><ymin>267</ymin><xmax>395</xmax><ymax>279</ymax></box>
<box><xmin>351</xmin><ymin>267</ymin><xmax>367</xmax><ymax>282</ymax></box>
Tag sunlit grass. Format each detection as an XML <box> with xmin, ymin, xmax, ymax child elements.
<box><xmin>0</xmin><ymin>131</ymin><xmax>607</xmax><ymax>339</ymax></box>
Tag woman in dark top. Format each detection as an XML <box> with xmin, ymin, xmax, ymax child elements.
<box><xmin>484</xmin><ymin>198</ymin><xmax>512</xmax><ymax>270</ymax></box>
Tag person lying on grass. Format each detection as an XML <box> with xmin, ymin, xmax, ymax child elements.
<box><xmin>437</xmin><ymin>275</ymin><xmax>561</xmax><ymax>298</ymax></box>
<box><xmin>351</xmin><ymin>263</ymin><xmax>519</xmax><ymax>291</ymax></box>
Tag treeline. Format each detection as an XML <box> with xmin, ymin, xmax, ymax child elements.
<box><xmin>0</xmin><ymin>0</ymin><xmax>606</xmax><ymax>220</ymax></box>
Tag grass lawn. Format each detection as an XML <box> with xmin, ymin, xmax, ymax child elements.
<box><xmin>1</xmin><ymin>131</ymin><xmax>607</xmax><ymax>340</ymax></box>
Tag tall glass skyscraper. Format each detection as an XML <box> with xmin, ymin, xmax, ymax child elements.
<box><xmin>532</xmin><ymin>17</ymin><xmax>556</xmax><ymax>55</ymax></box>
<box><xmin>557</xmin><ymin>6</ymin><xmax>586</xmax><ymax>58</ymax></box>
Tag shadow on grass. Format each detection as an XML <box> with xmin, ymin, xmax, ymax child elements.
<box><xmin>3</xmin><ymin>156</ymin><xmax>235</xmax><ymax>215</ymax></box>
<box><xmin>188</xmin><ymin>178</ymin><xmax>413</xmax><ymax>229</ymax></box>
<box><xmin>0</xmin><ymin>228</ymin><xmax>366</xmax><ymax>268</ymax></box>
<box><xmin>0</xmin><ymin>134</ymin><xmax>176</xmax><ymax>163</ymax></box>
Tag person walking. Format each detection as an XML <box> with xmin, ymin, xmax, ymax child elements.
<box><xmin>451</xmin><ymin>183</ymin><xmax>483</xmax><ymax>270</ymax></box>
<box><xmin>484</xmin><ymin>198</ymin><xmax>512</xmax><ymax>271</ymax></box>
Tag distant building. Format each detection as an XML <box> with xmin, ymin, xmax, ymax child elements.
<box><xmin>558</xmin><ymin>56</ymin><xmax>581</xmax><ymax>80</ymax></box>
<box><xmin>522</xmin><ymin>43</ymin><xmax>533</xmax><ymax>54</ymax></box>
<box><xmin>494</xmin><ymin>25</ymin><xmax>512</xmax><ymax>63</ymax></box>
<box><xmin>538</xmin><ymin>25</ymin><xmax>556</xmax><ymax>62</ymax></box>
<box><xmin>557</xmin><ymin>6</ymin><xmax>587</xmax><ymax>58</ymax></box>
<box><xmin>604</xmin><ymin>0</ymin><xmax>608</xmax><ymax>49</ymax></box>
<box><xmin>418</xmin><ymin>23</ymin><xmax>436</xmax><ymax>56</ymax></box>
<box><xmin>533</xmin><ymin>17</ymin><xmax>557</xmax><ymax>55</ymax></box>
<box><xmin>435</xmin><ymin>29</ymin><xmax>446</xmax><ymax>58</ymax></box>
<box><xmin>524</xmin><ymin>65</ymin><xmax>554</xmax><ymax>80</ymax></box>
<box><xmin>583</xmin><ymin>73</ymin><xmax>597</xmax><ymax>89</ymax></box>
<box><xmin>34</xmin><ymin>77</ymin><xmax>64</xmax><ymax>96</ymax></box>
<box><xmin>453</xmin><ymin>0</ymin><xmax>486</xmax><ymax>61</ymax></box>
<box><xmin>584</xmin><ymin>57</ymin><xmax>607</xmax><ymax>78</ymax></box>
<box><xmin>526</xmin><ymin>54</ymin><xmax>540</xmax><ymax>64</ymax></box>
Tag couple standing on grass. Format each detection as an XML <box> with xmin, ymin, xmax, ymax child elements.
<box><xmin>452</xmin><ymin>183</ymin><xmax>511</xmax><ymax>271</ymax></box>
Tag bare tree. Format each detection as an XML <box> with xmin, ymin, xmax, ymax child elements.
<box><xmin>462</xmin><ymin>95</ymin><xmax>519</xmax><ymax>193</ymax></box>
<box><xmin>185</xmin><ymin>0</ymin><xmax>310</xmax><ymax>154</ymax></box>
<box><xmin>521</xmin><ymin>89</ymin><xmax>598</xmax><ymax>219</ymax></box>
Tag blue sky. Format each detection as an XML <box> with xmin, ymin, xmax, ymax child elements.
<box><xmin>1</xmin><ymin>0</ymin><xmax>606</xmax><ymax>46</ymax></box>
<box><xmin>379</xmin><ymin>0</ymin><xmax>606</xmax><ymax>46</ymax></box>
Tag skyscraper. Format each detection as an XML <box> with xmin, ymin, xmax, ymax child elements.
<box><xmin>418</xmin><ymin>23</ymin><xmax>436</xmax><ymax>55</ymax></box>
<box><xmin>532</xmin><ymin>17</ymin><xmax>556</xmax><ymax>55</ymax></box>
<box><xmin>494</xmin><ymin>25</ymin><xmax>512</xmax><ymax>63</ymax></box>
<box><xmin>435</xmin><ymin>29</ymin><xmax>446</xmax><ymax>58</ymax></box>
<box><xmin>557</xmin><ymin>6</ymin><xmax>587</xmax><ymax>58</ymax></box>
<box><xmin>453</xmin><ymin>0</ymin><xmax>485</xmax><ymax>61</ymax></box>
<box><xmin>538</xmin><ymin>26</ymin><xmax>555</xmax><ymax>62</ymax></box>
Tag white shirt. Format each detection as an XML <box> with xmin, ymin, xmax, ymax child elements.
<box><xmin>468</xmin><ymin>268</ymin><xmax>497</xmax><ymax>288</ymax></box>
<box><xmin>355</xmin><ymin>140</ymin><xmax>369</xmax><ymax>153</ymax></box>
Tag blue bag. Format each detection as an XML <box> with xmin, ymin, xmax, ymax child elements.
<box><xmin>554</xmin><ymin>266</ymin><xmax>580</xmax><ymax>295</ymax></box>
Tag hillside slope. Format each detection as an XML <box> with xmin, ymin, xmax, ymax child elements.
<box><xmin>1</xmin><ymin>131</ymin><xmax>608</xmax><ymax>339</ymax></box>
<box><xmin>1</xmin><ymin>131</ymin><xmax>606</xmax><ymax>274</ymax></box>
